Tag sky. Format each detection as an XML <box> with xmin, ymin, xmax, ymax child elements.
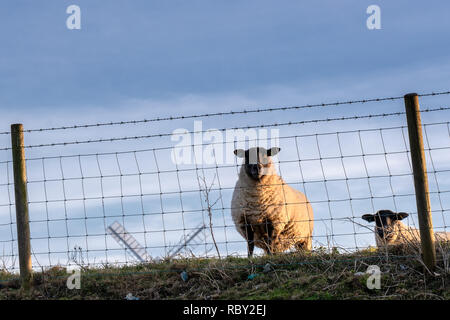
<box><xmin>0</xmin><ymin>1</ymin><xmax>450</xmax><ymax>269</ymax></box>
<box><xmin>1</xmin><ymin>1</ymin><xmax>450</xmax><ymax>117</ymax></box>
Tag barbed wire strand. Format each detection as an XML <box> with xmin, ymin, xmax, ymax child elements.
<box><xmin>0</xmin><ymin>107</ymin><xmax>447</xmax><ymax>152</ymax></box>
<box><xmin>0</xmin><ymin>90</ymin><xmax>448</xmax><ymax>136</ymax></box>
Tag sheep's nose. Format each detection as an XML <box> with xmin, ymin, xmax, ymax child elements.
<box><xmin>247</xmin><ymin>164</ymin><xmax>261</xmax><ymax>179</ymax></box>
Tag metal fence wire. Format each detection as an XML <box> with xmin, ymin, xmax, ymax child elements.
<box><xmin>0</xmin><ymin>92</ymin><xmax>449</xmax><ymax>273</ymax></box>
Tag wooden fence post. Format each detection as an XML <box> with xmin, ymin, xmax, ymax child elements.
<box><xmin>404</xmin><ymin>93</ymin><xmax>436</xmax><ymax>271</ymax></box>
<box><xmin>11</xmin><ymin>123</ymin><xmax>33</xmax><ymax>290</ymax></box>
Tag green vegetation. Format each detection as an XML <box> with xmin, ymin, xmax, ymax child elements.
<box><xmin>0</xmin><ymin>247</ymin><xmax>449</xmax><ymax>300</ymax></box>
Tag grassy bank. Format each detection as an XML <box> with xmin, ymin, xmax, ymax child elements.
<box><xmin>1</xmin><ymin>247</ymin><xmax>449</xmax><ymax>300</ymax></box>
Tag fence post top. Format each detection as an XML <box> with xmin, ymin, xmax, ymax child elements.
<box><xmin>404</xmin><ymin>93</ymin><xmax>418</xmax><ymax>99</ymax></box>
<box><xmin>11</xmin><ymin>123</ymin><xmax>23</xmax><ymax>130</ymax></box>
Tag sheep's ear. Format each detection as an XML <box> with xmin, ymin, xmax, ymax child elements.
<box><xmin>362</xmin><ymin>214</ymin><xmax>375</xmax><ymax>222</ymax></box>
<box><xmin>395</xmin><ymin>212</ymin><xmax>409</xmax><ymax>220</ymax></box>
<box><xmin>234</xmin><ymin>149</ymin><xmax>245</xmax><ymax>158</ymax></box>
<box><xmin>267</xmin><ymin>147</ymin><xmax>281</xmax><ymax>157</ymax></box>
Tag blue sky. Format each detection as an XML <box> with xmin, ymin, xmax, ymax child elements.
<box><xmin>1</xmin><ymin>0</ymin><xmax>450</xmax><ymax>113</ymax></box>
<box><xmin>0</xmin><ymin>1</ymin><xmax>450</xmax><ymax>268</ymax></box>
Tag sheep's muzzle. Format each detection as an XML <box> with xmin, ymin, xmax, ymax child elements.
<box><xmin>245</xmin><ymin>164</ymin><xmax>263</xmax><ymax>180</ymax></box>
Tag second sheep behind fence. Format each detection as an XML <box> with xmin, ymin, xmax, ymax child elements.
<box><xmin>362</xmin><ymin>210</ymin><xmax>450</xmax><ymax>247</ymax></box>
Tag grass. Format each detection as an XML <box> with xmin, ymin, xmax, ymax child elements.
<box><xmin>0</xmin><ymin>246</ymin><xmax>449</xmax><ymax>300</ymax></box>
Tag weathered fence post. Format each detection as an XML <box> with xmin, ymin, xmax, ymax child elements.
<box><xmin>11</xmin><ymin>123</ymin><xmax>33</xmax><ymax>289</ymax></box>
<box><xmin>404</xmin><ymin>93</ymin><xmax>436</xmax><ymax>271</ymax></box>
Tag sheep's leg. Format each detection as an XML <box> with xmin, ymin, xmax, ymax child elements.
<box><xmin>246</xmin><ymin>224</ymin><xmax>255</xmax><ymax>258</ymax></box>
<box><xmin>295</xmin><ymin>241</ymin><xmax>307</xmax><ymax>251</ymax></box>
<box><xmin>264</xmin><ymin>219</ymin><xmax>274</xmax><ymax>255</ymax></box>
<box><xmin>295</xmin><ymin>235</ymin><xmax>312</xmax><ymax>251</ymax></box>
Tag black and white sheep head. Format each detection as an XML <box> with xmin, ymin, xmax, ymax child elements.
<box><xmin>233</xmin><ymin>147</ymin><xmax>280</xmax><ymax>181</ymax></box>
<box><xmin>362</xmin><ymin>210</ymin><xmax>409</xmax><ymax>242</ymax></box>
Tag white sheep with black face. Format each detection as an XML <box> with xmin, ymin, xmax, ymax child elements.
<box><xmin>362</xmin><ymin>209</ymin><xmax>450</xmax><ymax>247</ymax></box>
<box><xmin>231</xmin><ymin>147</ymin><xmax>314</xmax><ymax>257</ymax></box>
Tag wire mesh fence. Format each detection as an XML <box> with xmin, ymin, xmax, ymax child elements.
<box><xmin>0</xmin><ymin>91</ymin><xmax>449</xmax><ymax>274</ymax></box>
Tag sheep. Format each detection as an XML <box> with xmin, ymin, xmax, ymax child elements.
<box><xmin>231</xmin><ymin>147</ymin><xmax>314</xmax><ymax>257</ymax></box>
<box><xmin>362</xmin><ymin>209</ymin><xmax>450</xmax><ymax>247</ymax></box>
